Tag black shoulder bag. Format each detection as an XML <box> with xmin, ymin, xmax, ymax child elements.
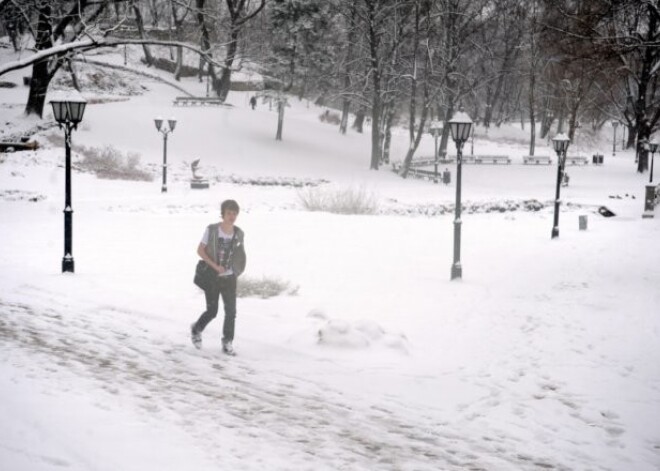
<box><xmin>193</xmin><ymin>226</ymin><xmax>219</xmax><ymax>291</ymax></box>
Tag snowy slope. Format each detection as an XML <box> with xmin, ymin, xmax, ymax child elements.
<box><xmin>1</xmin><ymin>46</ymin><xmax>659</xmax><ymax>471</ymax></box>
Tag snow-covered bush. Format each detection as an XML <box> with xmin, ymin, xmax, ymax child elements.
<box><xmin>297</xmin><ymin>186</ymin><xmax>378</xmax><ymax>215</ymax></box>
<box><xmin>77</xmin><ymin>145</ymin><xmax>153</xmax><ymax>181</ymax></box>
<box><xmin>237</xmin><ymin>276</ymin><xmax>299</xmax><ymax>299</ymax></box>
<box><xmin>46</xmin><ymin>133</ymin><xmax>152</xmax><ymax>182</ymax></box>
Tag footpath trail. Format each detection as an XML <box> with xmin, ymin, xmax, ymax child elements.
<box><xmin>0</xmin><ymin>284</ymin><xmax>571</xmax><ymax>471</ymax></box>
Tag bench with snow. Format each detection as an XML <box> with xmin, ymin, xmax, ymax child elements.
<box><xmin>523</xmin><ymin>155</ymin><xmax>552</xmax><ymax>165</ymax></box>
<box><xmin>434</xmin><ymin>153</ymin><xmax>456</xmax><ymax>164</ymax></box>
<box><xmin>0</xmin><ymin>141</ymin><xmax>38</xmax><ymax>152</ymax></box>
<box><xmin>391</xmin><ymin>165</ymin><xmax>439</xmax><ymax>181</ymax></box>
<box><xmin>566</xmin><ymin>155</ymin><xmax>589</xmax><ymax>165</ymax></box>
<box><xmin>474</xmin><ymin>155</ymin><xmax>511</xmax><ymax>164</ymax></box>
<box><xmin>173</xmin><ymin>96</ymin><xmax>226</xmax><ymax>106</ymax></box>
<box><xmin>392</xmin><ymin>160</ymin><xmax>438</xmax><ymax>172</ymax></box>
<box><xmin>392</xmin><ymin>157</ymin><xmax>446</xmax><ymax>171</ymax></box>
<box><xmin>410</xmin><ymin>155</ymin><xmax>456</xmax><ymax>165</ymax></box>
<box><xmin>409</xmin><ymin>157</ymin><xmax>440</xmax><ymax>167</ymax></box>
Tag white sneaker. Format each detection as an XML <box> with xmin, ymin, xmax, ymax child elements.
<box><xmin>222</xmin><ymin>339</ymin><xmax>235</xmax><ymax>356</ymax></box>
<box><xmin>191</xmin><ymin>323</ymin><xmax>202</xmax><ymax>349</ymax></box>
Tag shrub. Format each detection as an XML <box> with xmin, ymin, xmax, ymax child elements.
<box><xmin>319</xmin><ymin>110</ymin><xmax>341</xmax><ymax>125</ymax></box>
<box><xmin>297</xmin><ymin>186</ymin><xmax>378</xmax><ymax>215</ymax></box>
<box><xmin>78</xmin><ymin>145</ymin><xmax>153</xmax><ymax>181</ymax></box>
<box><xmin>45</xmin><ymin>134</ymin><xmax>152</xmax><ymax>182</ymax></box>
<box><xmin>237</xmin><ymin>276</ymin><xmax>299</xmax><ymax>299</ymax></box>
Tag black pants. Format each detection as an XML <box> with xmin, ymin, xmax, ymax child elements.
<box><xmin>194</xmin><ymin>275</ymin><xmax>237</xmax><ymax>341</ymax></box>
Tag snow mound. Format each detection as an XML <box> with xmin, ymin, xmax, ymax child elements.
<box><xmin>314</xmin><ymin>315</ymin><xmax>409</xmax><ymax>353</ymax></box>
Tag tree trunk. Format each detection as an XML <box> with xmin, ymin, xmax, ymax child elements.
<box><xmin>149</xmin><ymin>0</ymin><xmax>159</xmax><ymax>27</ymax></box>
<box><xmin>636</xmin><ymin>118</ymin><xmax>651</xmax><ymax>172</ymax></box>
<box><xmin>67</xmin><ymin>60</ymin><xmax>81</xmax><ymax>91</ymax></box>
<box><xmin>174</xmin><ymin>45</ymin><xmax>183</xmax><ymax>81</ymax></box>
<box><xmin>339</xmin><ymin>96</ymin><xmax>350</xmax><ymax>135</ymax></box>
<box><xmin>339</xmin><ymin>2</ymin><xmax>356</xmax><ymax>135</ymax></box>
<box><xmin>25</xmin><ymin>4</ymin><xmax>53</xmax><ymax>117</ymax></box>
<box><xmin>196</xmin><ymin>0</ymin><xmax>217</xmax><ymax>87</ymax></box>
<box><xmin>352</xmin><ymin>106</ymin><xmax>366</xmax><ymax>133</ymax></box>
<box><xmin>217</xmin><ymin>26</ymin><xmax>239</xmax><ymax>102</ymax></box>
<box><xmin>370</xmin><ymin>93</ymin><xmax>382</xmax><ymax>170</ymax></box>
<box><xmin>401</xmin><ymin>67</ymin><xmax>431</xmax><ymax>178</ymax></box>
<box><xmin>382</xmin><ymin>106</ymin><xmax>396</xmax><ymax>165</ymax></box>
<box><xmin>439</xmin><ymin>98</ymin><xmax>455</xmax><ymax>158</ymax></box>
<box><xmin>133</xmin><ymin>3</ymin><xmax>154</xmax><ymax>66</ymax></box>
<box><xmin>25</xmin><ymin>66</ymin><xmax>52</xmax><ymax>118</ymax></box>
<box><xmin>276</xmin><ymin>101</ymin><xmax>285</xmax><ymax>140</ymax></box>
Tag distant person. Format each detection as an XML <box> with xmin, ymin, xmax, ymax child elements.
<box><xmin>191</xmin><ymin>200</ymin><xmax>247</xmax><ymax>355</ymax></box>
<box><xmin>249</xmin><ymin>96</ymin><xmax>257</xmax><ymax>110</ymax></box>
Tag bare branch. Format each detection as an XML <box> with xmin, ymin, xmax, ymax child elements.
<box><xmin>0</xmin><ymin>38</ymin><xmax>231</xmax><ymax>77</ymax></box>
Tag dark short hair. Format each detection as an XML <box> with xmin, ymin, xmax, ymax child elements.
<box><xmin>221</xmin><ymin>199</ymin><xmax>240</xmax><ymax>216</ymax></box>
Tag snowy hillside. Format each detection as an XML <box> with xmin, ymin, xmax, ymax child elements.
<box><xmin>1</xmin><ymin>47</ymin><xmax>659</xmax><ymax>471</ymax></box>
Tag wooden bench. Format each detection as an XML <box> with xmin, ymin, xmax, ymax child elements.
<box><xmin>392</xmin><ymin>162</ymin><xmax>451</xmax><ymax>184</ymax></box>
<box><xmin>474</xmin><ymin>155</ymin><xmax>511</xmax><ymax>164</ymax></box>
<box><xmin>523</xmin><ymin>155</ymin><xmax>552</xmax><ymax>165</ymax></box>
<box><xmin>173</xmin><ymin>96</ymin><xmax>226</xmax><ymax>106</ymax></box>
<box><xmin>566</xmin><ymin>155</ymin><xmax>589</xmax><ymax>165</ymax></box>
<box><xmin>408</xmin><ymin>157</ymin><xmax>439</xmax><ymax>168</ymax></box>
<box><xmin>0</xmin><ymin>141</ymin><xmax>38</xmax><ymax>152</ymax></box>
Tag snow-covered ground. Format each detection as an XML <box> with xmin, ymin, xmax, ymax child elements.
<box><xmin>1</xmin><ymin>46</ymin><xmax>659</xmax><ymax>471</ymax></box>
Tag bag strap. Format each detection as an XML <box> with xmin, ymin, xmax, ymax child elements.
<box><xmin>213</xmin><ymin>224</ymin><xmax>220</xmax><ymax>266</ymax></box>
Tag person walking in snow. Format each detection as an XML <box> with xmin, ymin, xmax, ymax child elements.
<box><xmin>249</xmin><ymin>96</ymin><xmax>257</xmax><ymax>110</ymax></box>
<box><xmin>191</xmin><ymin>199</ymin><xmax>246</xmax><ymax>355</ymax></box>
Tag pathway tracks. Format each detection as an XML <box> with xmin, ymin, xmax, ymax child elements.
<box><xmin>0</xmin><ymin>287</ymin><xmax>563</xmax><ymax>471</ymax></box>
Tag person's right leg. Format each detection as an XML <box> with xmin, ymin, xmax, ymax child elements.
<box><xmin>191</xmin><ymin>282</ymin><xmax>221</xmax><ymax>348</ymax></box>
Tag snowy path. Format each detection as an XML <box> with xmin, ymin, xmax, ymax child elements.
<box><xmin>0</xmin><ymin>284</ymin><xmax>593</xmax><ymax>471</ymax></box>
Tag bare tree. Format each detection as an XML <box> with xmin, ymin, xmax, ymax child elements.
<box><xmin>23</xmin><ymin>0</ymin><xmax>110</xmax><ymax>117</ymax></box>
<box><xmin>216</xmin><ymin>0</ymin><xmax>265</xmax><ymax>101</ymax></box>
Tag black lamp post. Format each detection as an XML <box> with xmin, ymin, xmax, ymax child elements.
<box><xmin>155</xmin><ymin>117</ymin><xmax>177</xmax><ymax>192</ymax></box>
<box><xmin>551</xmin><ymin>133</ymin><xmax>570</xmax><ymax>239</ymax></box>
<box><xmin>648</xmin><ymin>140</ymin><xmax>658</xmax><ymax>183</ymax></box>
<box><xmin>449</xmin><ymin>110</ymin><xmax>473</xmax><ymax>280</ymax></box>
<box><xmin>50</xmin><ymin>93</ymin><xmax>87</xmax><ymax>273</ymax></box>
<box><xmin>611</xmin><ymin>121</ymin><xmax>618</xmax><ymax>156</ymax></box>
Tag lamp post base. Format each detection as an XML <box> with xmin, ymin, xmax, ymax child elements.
<box><xmin>190</xmin><ymin>179</ymin><xmax>210</xmax><ymax>189</ymax></box>
<box><xmin>450</xmin><ymin>263</ymin><xmax>462</xmax><ymax>280</ymax></box>
<box><xmin>62</xmin><ymin>257</ymin><xmax>74</xmax><ymax>273</ymax></box>
<box><xmin>551</xmin><ymin>227</ymin><xmax>559</xmax><ymax>239</ymax></box>
<box><xmin>161</xmin><ymin>185</ymin><xmax>167</xmax><ymax>193</ymax></box>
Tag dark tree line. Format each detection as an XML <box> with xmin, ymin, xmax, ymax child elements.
<box><xmin>1</xmin><ymin>0</ymin><xmax>658</xmax><ymax>172</ymax></box>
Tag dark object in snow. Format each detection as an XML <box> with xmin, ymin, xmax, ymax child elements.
<box><xmin>0</xmin><ymin>141</ymin><xmax>38</xmax><ymax>152</ymax></box>
<box><xmin>0</xmin><ymin>81</ymin><xmax>17</xmax><ymax>88</ymax></box>
<box><xmin>579</xmin><ymin>215</ymin><xmax>588</xmax><ymax>230</ymax></box>
<box><xmin>598</xmin><ymin>206</ymin><xmax>616</xmax><ymax>217</ymax></box>
<box><xmin>319</xmin><ymin>109</ymin><xmax>341</xmax><ymax>125</ymax></box>
<box><xmin>442</xmin><ymin>169</ymin><xmax>451</xmax><ymax>185</ymax></box>
<box><xmin>249</xmin><ymin>96</ymin><xmax>257</xmax><ymax>109</ymax></box>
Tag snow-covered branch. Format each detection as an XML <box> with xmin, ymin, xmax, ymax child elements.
<box><xmin>0</xmin><ymin>38</ymin><xmax>229</xmax><ymax>77</ymax></box>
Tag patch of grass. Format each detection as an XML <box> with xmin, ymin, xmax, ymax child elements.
<box><xmin>297</xmin><ymin>186</ymin><xmax>378</xmax><ymax>215</ymax></box>
<box><xmin>237</xmin><ymin>276</ymin><xmax>299</xmax><ymax>299</ymax></box>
